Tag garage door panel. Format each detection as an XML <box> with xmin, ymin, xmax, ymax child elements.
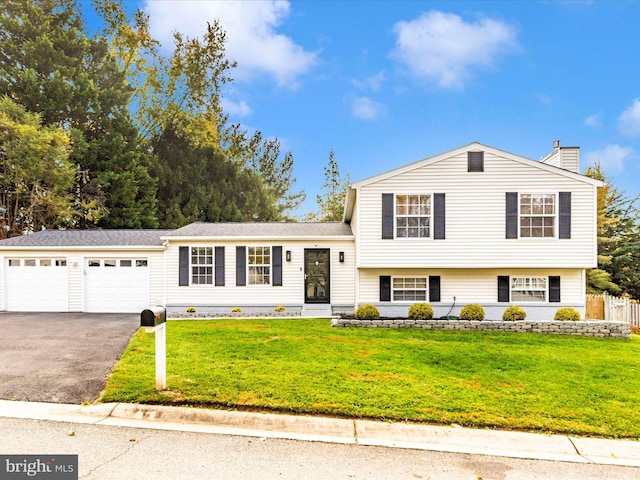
<box><xmin>6</xmin><ymin>258</ymin><xmax>68</xmax><ymax>312</ymax></box>
<box><xmin>85</xmin><ymin>258</ymin><xmax>149</xmax><ymax>313</ymax></box>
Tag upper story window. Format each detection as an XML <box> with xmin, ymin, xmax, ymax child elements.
<box><xmin>248</xmin><ymin>246</ymin><xmax>271</xmax><ymax>285</ymax></box>
<box><xmin>396</xmin><ymin>194</ymin><xmax>431</xmax><ymax>238</ymax></box>
<box><xmin>520</xmin><ymin>194</ymin><xmax>556</xmax><ymax>238</ymax></box>
<box><xmin>191</xmin><ymin>247</ymin><xmax>213</xmax><ymax>285</ymax></box>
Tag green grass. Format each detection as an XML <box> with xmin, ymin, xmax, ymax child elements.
<box><xmin>101</xmin><ymin>319</ymin><xmax>640</xmax><ymax>438</ymax></box>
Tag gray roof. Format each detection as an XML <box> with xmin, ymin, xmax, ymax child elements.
<box><xmin>0</xmin><ymin>222</ymin><xmax>354</xmax><ymax>248</ymax></box>
<box><xmin>0</xmin><ymin>229</ymin><xmax>173</xmax><ymax>247</ymax></box>
<box><xmin>165</xmin><ymin>222</ymin><xmax>353</xmax><ymax>238</ymax></box>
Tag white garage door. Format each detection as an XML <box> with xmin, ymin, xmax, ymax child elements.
<box><xmin>6</xmin><ymin>258</ymin><xmax>69</xmax><ymax>312</ymax></box>
<box><xmin>85</xmin><ymin>258</ymin><xmax>150</xmax><ymax>313</ymax></box>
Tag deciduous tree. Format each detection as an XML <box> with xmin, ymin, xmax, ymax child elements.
<box><xmin>0</xmin><ymin>97</ymin><xmax>74</xmax><ymax>237</ymax></box>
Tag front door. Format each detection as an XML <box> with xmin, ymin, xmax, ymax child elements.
<box><xmin>304</xmin><ymin>249</ymin><xmax>330</xmax><ymax>303</ymax></box>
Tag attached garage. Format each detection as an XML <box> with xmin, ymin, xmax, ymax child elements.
<box><xmin>5</xmin><ymin>257</ymin><xmax>69</xmax><ymax>312</ymax></box>
<box><xmin>0</xmin><ymin>230</ymin><xmax>170</xmax><ymax>313</ymax></box>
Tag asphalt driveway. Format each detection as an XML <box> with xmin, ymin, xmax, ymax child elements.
<box><xmin>0</xmin><ymin>312</ymin><xmax>139</xmax><ymax>404</ymax></box>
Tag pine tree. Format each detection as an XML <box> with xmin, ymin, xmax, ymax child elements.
<box><xmin>315</xmin><ymin>150</ymin><xmax>350</xmax><ymax>221</ymax></box>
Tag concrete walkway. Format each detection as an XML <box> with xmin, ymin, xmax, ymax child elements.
<box><xmin>1</xmin><ymin>400</ymin><xmax>639</xmax><ymax>468</ymax></box>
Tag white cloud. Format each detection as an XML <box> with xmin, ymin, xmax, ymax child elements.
<box><xmin>220</xmin><ymin>97</ymin><xmax>252</xmax><ymax>117</ymax></box>
<box><xmin>351</xmin><ymin>97</ymin><xmax>386</xmax><ymax>120</ymax></box>
<box><xmin>391</xmin><ymin>10</ymin><xmax>518</xmax><ymax>88</ymax></box>
<box><xmin>352</xmin><ymin>71</ymin><xmax>386</xmax><ymax>91</ymax></box>
<box><xmin>618</xmin><ymin>99</ymin><xmax>640</xmax><ymax>137</ymax></box>
<box><xmin>143</xmin><ymin>0</ymin><xmax>317</xmax><ymax>88</ymax></box>
<box><xmin>535</xmin><ymin>93</ymin><xmax>552</xmax><ymax>105</ymax></box>
<box><xmin>584</xmin><ymin>144</ymin><xmax>634</xmax><ymax>172</ymax></box>
<box><xmin>584</xmin><ymin>113</ymin><xmax>601</xmax><ymax>128</ymax></box>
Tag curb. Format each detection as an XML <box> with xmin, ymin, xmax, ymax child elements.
<box><xmin>1</xmin><ymin>400</ymin><xmax>639</xmax><ymax>467</ymax></box>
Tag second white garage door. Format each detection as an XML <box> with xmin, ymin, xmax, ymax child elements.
<box><xmin>85</xmin><ymin>258</ymin><xmax>150</xmax><ymax>313</ymax></box>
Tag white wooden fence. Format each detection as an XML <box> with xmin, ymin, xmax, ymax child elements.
<box><xmin>586</xmin><ymin>294</ymin><xmax>640</xmax><ymax>327</ymax></box>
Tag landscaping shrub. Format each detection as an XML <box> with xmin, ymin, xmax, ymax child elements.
<box><xmin>274</xmin><ymin>306</ymin><xmax>286</xmax><ymax>313</ymax></box>
<box><xmin>408</xmin><ymin>303</ymin><xmax>434</xmax><ymax>320</ymax></box>
<box><xmin>355</xmin><ymin>304</ymin><xmax>380</xmax><ymax>319</ymax></box>
<box><xmin>459</xmin><ymin>304</ymin><xmax>485</xmax><ymax>321</ymax></box>
<box><xmin>554</xmin><ymin>307</ymin><xmax>581</xmax><ymax>321</ymax></box>
<box><xmin>231</xmin><ymin>307</ymin><xmax>243</xmax><ymax>313</ymax></box>
<box><xmin>503</xmin><ymin>305</ymin><xmax>526</xmax><ymax>321</ymax></box>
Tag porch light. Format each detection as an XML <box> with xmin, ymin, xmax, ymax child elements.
<box><xmin>286</xmin><ymin>250</ymin><xmax>291</xmax><ymax>262</ymax></box>
<box><xmin>339</xmin><ymin>251</ymin><xmax>345</xmax><ymax>263</ymax></box>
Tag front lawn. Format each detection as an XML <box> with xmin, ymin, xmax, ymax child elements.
<box><xmin>100</xmin><ymin>319</ymin><xmax>640</xmax><ymax>438</ymax></box>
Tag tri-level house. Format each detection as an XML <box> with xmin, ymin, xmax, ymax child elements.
<box><xmin>0</xmin><ymin>141</ymin><xmax>602</xmax><ymax>320</ymax></box>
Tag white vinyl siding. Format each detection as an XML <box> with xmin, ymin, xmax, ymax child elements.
<box><xmin>164</xmin><ymin>240</ymin><xmax>355</xmax><ymax>308</ymax></box>
<box><xmin>354</xmin><ymin>150</ymin><xmax>598</xmax><ymax>269</ymax></box>
<box><xmin>358</xmin><ymin>268</ymin><xmax>585</xmax><ymax>320</ymax></box>
<box><xmin>359</xmin><ymin>268</ymin><xmax>584</xmax><ymax>305</ymax></box>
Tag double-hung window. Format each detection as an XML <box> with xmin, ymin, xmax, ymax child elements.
<box><xmin>191</xmin><ymin>247</ymin><xmax>213</xmax><ymax>285</ymax></box>
<box><xmin>248</xmin><ymin>246</ymin><xmax>271</xmax><ymax>285</ymax></box>
<box><xmin>396</xmin><ymin>194</ymin><xmax>431</xmax><ymax>238</ymax></box>
<box><xmin>520</xmin><ymin>194</ymin><xmax>555</xmax><ymax>238</ymax></box>
<box><xmin>393</xmin><ymin>277</ymin><xmax>428</xmax><ymax>301</ymax></box>
<box><xmin>511</xmin><ymin>277</ymin><xmax>547</xmax><ymax>302</ymax></box>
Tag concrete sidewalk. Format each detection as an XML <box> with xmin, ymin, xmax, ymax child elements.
<box><xmin>1</xmin><ymin>400</ymin><xmax>639</xmax><ymax>468</ymax></box>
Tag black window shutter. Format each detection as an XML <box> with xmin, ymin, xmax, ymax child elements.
<box><xmin>498</xmin><ymin>276</ymin><xmax>510</xmax><ymax>302</ymax></box>
<box><xmin>429</xmin><ymin>276</ymin><xmax>441</xmax><ymax>302</ymax></box>
<box><xmin>179</xmin><ymin>246</ymin><xmax>189</xmax><ymax>286</ymax></box>
<box><xmin>382</xmin><ymin>193</ymin><xmax>394</xmax><ymax>239</ymax></box>
<box><xmin>433</xmin><ymin>193</ymin><xmax>446</xmax><ymax>240</ymax></box>
<box><xmin>215</xmin><ymin>246</ymin><xmax>225</xmax><ymax>286</ymax></box>
<box><xmin>272</xmin><ymin>246</ymin><xmax>283</xmax><ymax>286</ymax></box>
<box><xmin>236</xmin><ymin>246</ymin><xmax>246</xmax><ymax>286</ymax></box>
<box><xmin>559</xmin><ymin>192</ymin><xmax>571</xmax><ymax>239</ymax></box>
<box><xmin>468</xmin><ymin>151</ymin><xmax>484</xmax><ymax>172</ymax></box>
<box><xmin>506</xmin><ymin>192</ymin><xmax>518</xmax><ymax>239</ymax></box>
<box><xmin>549</xmin><ymin>276</ymin><xmax>561</xmax><ymax>302</ymax></box>
<box><xmin>380</xmin><ymin>276</ymin><xmax>391</xmax><ymax>302</ymax></box>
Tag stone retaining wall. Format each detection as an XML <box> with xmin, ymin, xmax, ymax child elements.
<box><xmin>331</xmin><ymin>318</ymin><xmax>631</xmax><ymax>338</ymax></box>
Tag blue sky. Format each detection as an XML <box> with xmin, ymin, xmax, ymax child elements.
<box><xmin>84</xmin><ymin>1</ymin><xmax>640</xmax><ymax>215</ymax></box>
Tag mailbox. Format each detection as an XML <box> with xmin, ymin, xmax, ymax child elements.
<box><xmin>141</xmin><ymin>306</ymin><xmax>166</xmax><ymax>327</ymax></box>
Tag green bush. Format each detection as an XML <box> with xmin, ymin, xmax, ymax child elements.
<box><xmin>408</xmin><ymin>303</ymin><xmax>434</xmax><ymax>320</ymax></box>
<box><xmin>503</xmin><ymin>305</ymin><xmax>526</xmax><ymax>321</ymax></box>
<box><xmin>231</xmin><ymin>307</ymin><xmax>243</xmax><ymax>313</ymax></box>
<box><xmin>274</xmin><ymin>306</ymin><xmax>286</xmax><ymax>313</ymax></box>
<box><xmin>355</xmin><ymin>304</ymin><xmax>380</xmax><ymax>320</ymax></box>
<box><xmin>459</xmin><ymin>304</ymin><xmax>485</xmax><ymax>321</ymax></box>
<box><xmin>554</xmin><ymin>307</ymin><xmax>581</xmax><ymax>321</ymax></box>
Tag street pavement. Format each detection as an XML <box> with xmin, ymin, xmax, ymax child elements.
<box><xmin>1</xmin><ymin>400</ymin><xmax>639</xmax><ymax>469</ymax></box>
<box><xmin>4</xmin><ymin>416</ymin><xmax>640</xmax><ymax>480</ymax></box>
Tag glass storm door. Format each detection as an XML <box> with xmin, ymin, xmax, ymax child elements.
<box><xmin>304</xmin><ymin>249</ymin><xmax>330</xmax><ymax>303</ymax></box>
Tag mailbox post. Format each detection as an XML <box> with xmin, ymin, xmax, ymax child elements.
<box><xmin>140</xmin><ymin>307</ymin><xmax>167</xmax><ymax>390</ymax></box>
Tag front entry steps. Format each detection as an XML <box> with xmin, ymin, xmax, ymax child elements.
<box><xmin>301</xmin><ymin>304</ymin><xmax>333</xmax><ymax>318</ymax></box>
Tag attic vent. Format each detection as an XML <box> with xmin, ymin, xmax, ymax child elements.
<box><xmin>468</xmin><ymin>151</ymin><xmax>484</xmax><ymax>172</ymax></box>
